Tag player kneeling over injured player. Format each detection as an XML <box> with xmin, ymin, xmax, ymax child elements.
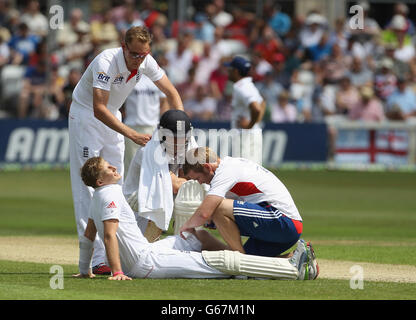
<box><xmin>181</xmin><ymin>147</ymin><xmax>319</xmax><ymax>280</ymax></box>
<box><xmin>74</xmin><ymin>156</ymin><xmax>313</xmax><ymax>280</ymax></box>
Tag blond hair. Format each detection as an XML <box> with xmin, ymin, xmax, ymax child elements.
<box><xmin>81</xmin><ymin>157</ymin><xmax>104</xmax><ymax>188</ymax></box>
<box><xmin>124</xmin><ymin>26</ymin><xmax>152</xmax><ymax>45</ymax></box>
<box><xmin>183</xmin><ymin>147</ymin><xmax>218</xmax><ymax>175</ymax></box>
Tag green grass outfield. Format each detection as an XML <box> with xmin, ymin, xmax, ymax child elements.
<box><xmin>0</xmin><ymin>169</ymin><xmax>415</xmax><ymax>300</ymax></box>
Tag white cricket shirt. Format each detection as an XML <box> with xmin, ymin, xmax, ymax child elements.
<box><xmin>72</xmin><ymin>47</ymin><xmax>164</xmax><ymax>115</ymax></box>
<box><xmin>207</xmin><ymin>157</ymin><xmax>302</xmax><ymax>221</ymax></box>
<box><xmin>124</xmin><ymin>74</ymin><xmax>166</xmax><ymax>127</ymax></box>
<box><xmin>231</xmin><ymin>77</ymin><xmax>264</xmax><ymax>129</ymax></box>
<box><xmin>88</xmin><ymin>184</ymin><xmax>149</xmax><ymax>274</ymax></box>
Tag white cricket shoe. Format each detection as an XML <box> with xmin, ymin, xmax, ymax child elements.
<box><xmin>289</xmin><ymin>239</ymin><xmax>308</xmax><ymax>280</ymax></box>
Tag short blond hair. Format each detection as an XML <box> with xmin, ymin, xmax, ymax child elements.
<box><xmin>183</xmin><ymin>147</ymin><xmax>218</xmax><ymax>175</ymax></box>
<box><xmin>124</xmin><ymin>26</ymin><xmax>152</xmax><ymax>44</ymax></box>
<box><xmin>81</xmin><ymin>157</ymin><xmax>104</xmax><ymax>188</ymax></box>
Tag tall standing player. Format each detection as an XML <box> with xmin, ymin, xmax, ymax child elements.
<box><xmin>68</xmin><ymin>26</ymin><xmax>184</xmax><ymax>274</ymax></box>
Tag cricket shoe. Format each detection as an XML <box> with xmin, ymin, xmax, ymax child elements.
<box><xmin>92</xmin><ymin>263</ymin><xmax>111</xmax><ymax>275</ymax></box>
<box><xmin>288</xmin><ymin>239</ymin><xmax>308</xmax><ymax>280</ymax></box>
<box><xmin>305</xmin><ymin>242</ymin><xmax>319</xmax><ymax>280</ymax></box>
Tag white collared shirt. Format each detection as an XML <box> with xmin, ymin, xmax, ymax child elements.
<box><xmin>231</xmin><ymin>77</ymin><xmax>264</xmax><ymax>129</ymax></box>
<box><xmin>72</xmin><ymin>47</ymin><xmax>164</xmax><ymax>115</ymax></box>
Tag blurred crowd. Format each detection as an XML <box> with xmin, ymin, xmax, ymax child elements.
<box><xmin>1</xmin><ymin>0</ymin><xmax>416</xmax><ymax>123</ymax></box>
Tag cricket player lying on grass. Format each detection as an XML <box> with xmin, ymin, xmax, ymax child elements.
<box><xmin>73</xmin><ymin>156</ymin><xmax>315</xmax><ymax>280</ymax></box>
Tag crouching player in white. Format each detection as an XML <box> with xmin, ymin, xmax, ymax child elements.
<box><xmin>180</xmin><ymin>147</ymin><xmax>319</xmax><ymax>280</ymax></box>
<box><xmin>74</xmin><ymin>156</ymin><xmax>311</xmax><ymax>280</ymax></box>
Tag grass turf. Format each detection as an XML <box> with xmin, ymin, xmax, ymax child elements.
<box><xmin>0</xmin><ymin>169</ymin><xmax>415</xmax><ymax>299</ymax></box>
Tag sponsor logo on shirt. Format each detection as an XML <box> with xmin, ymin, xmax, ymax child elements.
<box><xmin>113</xmin><ymin>74</ymin><xmax>124</xmax><ymax>84</ymax></box>
<box><xmin>97</xmin><ymin>72</ymin><xmax>110</xmax><ymax>83</ymax></box>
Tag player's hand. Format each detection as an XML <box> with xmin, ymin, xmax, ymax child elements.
<box><xmin>179</xmin><ymin>226</ymin><xmax>195</xmax><ymax>239</ymax></box>
<box><xmin>108</xmin><ymin>274</ymin><xmax>132</xmax><ymax>281</ymax></box>
<box><xmin>72</xmin><ymin>272</ymin><xmax>96</xmax><ymax>279</ymax></box>
<box><xmin>131</xmin><ymin>132</ymin><xmax>152</xmax><ymax>146</ymax></box>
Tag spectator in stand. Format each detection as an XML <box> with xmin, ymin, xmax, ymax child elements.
<box><xmin>385</xmin><ymin>2</ymin><xmax>415</xmax><ymax>35</ymax></box>
<box><xmin>270</xmin><ymin>90</ymin><xmax>297</xmax><ymax>123</ymax></box>
<box><xmin>140</xmin><ymin>0</ymin><xmax>167</xmax><ymax>29</ymax></box>
<box><xmin>256</xmin><ymin>71</ymin><xmax>284</xmax><ymax>118</ymax></box>
<box><xmin>374</xmin><ymin>57</ymin><xmax>397</xmax><ymax>101</ymax></box>
<box><xmin>61</xmin><ymin>68</ymin><xmax>82</xmax><ymax>118</ymax></box>
<box><xmin>345</xmin><ymin>56</ymin><xmax>373</xmax><ymax>87</ymax></box>
<box><xmin>251</xmin><ymin>50</ymin><xmax>273</xmax><ymax>82</ymax></box>
<box><xmin>289</xmin><ymin>66</ymin><xmax>315</xmax><ymax>121</ymax></box>
<box><xmin>270</xmin><ymin>52</ymin><xmax>291</xmax><ymax>89</ymax></box>
<box><xmin>19</xmin><ymin>0</ymin><xmax>48</xmax><ymax>37</ymax></box>
<box><xmin>165</xmin><ymin>33</ymin><xmax>194</xmax><ymax>86</ymax></box>
<box><xmin>110</xmin><ymin>0</ymin><xmax>141</xmax><ymax>26</ymax></box>
<box><xmin>8</xmin><ymin>22</ymin><xmax>39</xmax><ymax>65</ymax></box>
<box><xmin>307</xmin><ymin>31</ymin><xmax>332</xmax><ymax>62</ymax></box>
<box><xmin>349</xmin><ymin>85</ymin><xmax>385</xmax><ymax>122</ymax></box>
<box><xmin>184</xmin><ymin>85</ymin><xmax>217</xmax><ymax>121</ymax></box>
<box><xmin>194</xmin><ymin>12</ymin><xmax>215</xmax><ymax>43</ymax></box>
<box><xmin>330</xmin><ymin>17</ymin><xmax>348</xmax><ymax>51</ymax></box>
<box><xmin>299</xmin><ymin>12</ymin><xmax>327</xmax><ymax>49</ymax></box>
<box><xmin>254</xmin><ymin>25</ymin><xmax>283</xmax><ymax>65</ymax></box>
<box><xmin>319</xmin><ymin>43</ymin><xmax>350</xmax><ymax>84</ymax></box>
<box><xmin>383</xmin><ymin>43</ymin><xmax>411</xmax><ymax>80</ymax></box>
<box><xmin>225</xmin><ymin>6</ymin><xmax>254</xmax><ymax>47</ymax></box>
<box><xmin>335</xmin><ymin>76</ymin><xmax>361</xmax><ymax>116</ymax></box>
<box><xmin>0</xmin><ymin>34</ymin><xmax>10</xmax><ymax>68</ymax></box>
<box><xmin>268</xmin><ymin>3</ymin><xmax>291</xmax><ymax>37</ymax></box>
<box><xmin>209</xmin><ymin>56</ymin><xmax>228</xmax><ymax>100</ymax></box>
<box><xmin>17</xmin><ymin>59</ymin><xmax>47</xmax><ymax>118</ymax></box>
<box><xmin>386</xmin><ymin>77</ymin><xmax>416</xmax><ymax>121</ymax></box>
<box><xmin>90</xmin><ymin>8</ymin><xmax>120</xmax><ymax>52</ymax></box>
<box><xmin>194</xmin><ymin>42</ymin><xmax>220</xmax><ymax>86</ymax></box>
<box><xmin>116</xmin><ymin>4</ymin><xmax>144</xmax><ymax>33</ymax></box>
<box><xmin>211</xmin><ymin>0</ymin><xmax>233</xmax><ymax>28</ymax></box>
<box><xmin>381</xmin><ymin>14</ymin><xmax>415</xmax><ymax>63</ymax></box>
<box><xmin>176</xmin><ymin>66</ymin><xmax>198</xmax><ymax>102</ymax></box>
<box><xmin>56</xmin><ymin>8</ymin><xmax>90</xmax><ymax>48</ymax></box>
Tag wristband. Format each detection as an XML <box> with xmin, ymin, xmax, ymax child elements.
<box><xmin>112</xmin><ymin>271</ymin><xmax>124</xmax><ymax>277</ymax></box>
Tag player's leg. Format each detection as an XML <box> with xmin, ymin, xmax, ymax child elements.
<box><xmin>68</xmin><ymin>105</ymin><xmax>107</xmax><ymax>269</ymax></box>
<box><xmin>211</xmin><ymin>199</ymin><xmax>245</xmax><ymax>253</ymax></box>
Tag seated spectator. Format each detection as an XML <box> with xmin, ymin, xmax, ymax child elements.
<box><xmin>383</xmin><ymin>43</ymin><xmax>411</xmax><ymax>79</ymax></box>
<box><xmin>0</xmin><ymin>34</ymin><xmax>10</xmax><ymax>68</ymax></box>
<box><xmin>194</xmin><ymin>12</ymin><xmax>215</xmax><ymax>43</ymax></box>
<box><xmin>385</xmin><ymin>2</ymin><xmax>415</xmax><ymax>35</ymax></box>
<box><xmin>56</xmin><ymin>8</ymin><xmax>90</xmax><ymax>48</ymax></box>
<box><xmin>140</xmin><ymin>0</ymin><xmax>167</xmax><ymax>29</ymax></box>
<box><xmin>335</xmin><ymin>76</ymin><xmax>361</xmax><ymax>115</ymax></box>
<box><xmin>17</xmin><ymin>59</ymin><xmax>47</xmax><ymax>118</ymax></box>
<box><xmin>256</xmin><ymin>71</ymin><xmax>284</xmax><ymax>113</ymax></box>
<box><xmin>19</xmin><ymin>0</ymin><xmax>48</xmax><ymax>37</ymax></box>
<box><xmin>299</xmin><ymin>12</ymin><xmax>327</xmax><ymax>49</ymax></box>
<box><xmin>319</xmin><ymin>43</ymin><xmax>350</xmax><ymax>84</ymax></box>
<box><xmin>209</xmin><ymin>57</ymin><xmax>228</xmax><ymax>100</ymax></box>
<box><xmin>345</xmin><ymin>56</ymin><xmax>373</xmax><ymax>87</ymax></box>
<box><xmin>184</xmin><ymin>85</ymin><xmax>217</xmax><ymax>121</ymax></box>
<box><xmin>210</xmin><ymin>0</ymin><xmax>233</xmax><ymax>28</ymax></box>
<box><xmin>271</xmin><ymin>90</ymin><xmax>297</xmax><ymax>123</ymax></box>
<box><xmin>268</xmin><ymin>4</ymin><xmax>291</xmax><ymax>37</ymax></box>
<box><xmin>381</xmin><ymin>14</ymin><xmax>415</xmax><ymax>63</ymax></box>
<box><xmin>176</xmin><ymin>66</ymin><xmax>198</xmax><ymax>102</ymax></box>
<box><xmin>254</xmin><ymin>25</ymin><xmax>283</xmax><ymax>65</ymax></box>
<box><xmin>194</xmin><ymin>42</ymin><xmax>220</xmax><ymax>86</ymax></box>
<box><xmin>110</xmin><ymin>0</ymin><xmax>141</xmax><ymax>26</ymax></box>
<box><xmin>349</xmin><ymin>86</ymin><xmax>385</xmax><ymax>122</ymax></box>
<box><xmin>165</xmin><ymin>33</ymin><xmax>194</xmax><ymax>85</ymax></box>
<box><xmin>116</xmin><ymin>4</ymin><xmax>144</xmax><ymax>33</ymax></box>
<box><xmin>8</xmin><ymin>22</ymin><xmax>39</xmax><ymax>65</ymax></box>
<box><xmin>386</xmin><ymin>77</ymin><xmax>416</xmax><ymax>121</ymax></box>
<box><xmin>251</xmin><ymin>50</ymin><xmax>273</xmax><ymax>82</ymax></box>
<box><xmin>90</xmin><ymin>8</ymin><xmax>119</xmax><ymax>51</ymax></box>
<box><xmin>61</xmin><ymin>68</ymin><xmax>82</xmax><ymax>118</ymax></box>
<box><xmin>307</xmin><ymin>32</ymin><xmax>332</xmax><ymax>62</ymax></box>
<box><xmin>374</xmin><ymin>57</ymin><xmax>397</xmax><ymax>101</ymax></box>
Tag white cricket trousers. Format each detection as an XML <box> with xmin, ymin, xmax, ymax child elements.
<box><xmin>68</xmin><ymin>102</ymin><xmax>125</xmax><ymax>267</ymax></box>
<box><xmin>128</xmin><ymin>235</ymin><xmax>229</xmax><ymax>279</ymax></box>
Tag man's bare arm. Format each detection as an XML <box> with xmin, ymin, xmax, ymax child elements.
<box><xmin>154</xmin><ymin>74</ymin><xmax>184</xmax><ymax>111</ymax></box>
<box><xmin>93</xmin><ymin>88</ymin><xmax>151</xmax><ymax>146</ymax></box>
<box><xmin>103</xmin><ymin>219</ymin><xmax>132</xmax><ymax>280</ymax></box>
